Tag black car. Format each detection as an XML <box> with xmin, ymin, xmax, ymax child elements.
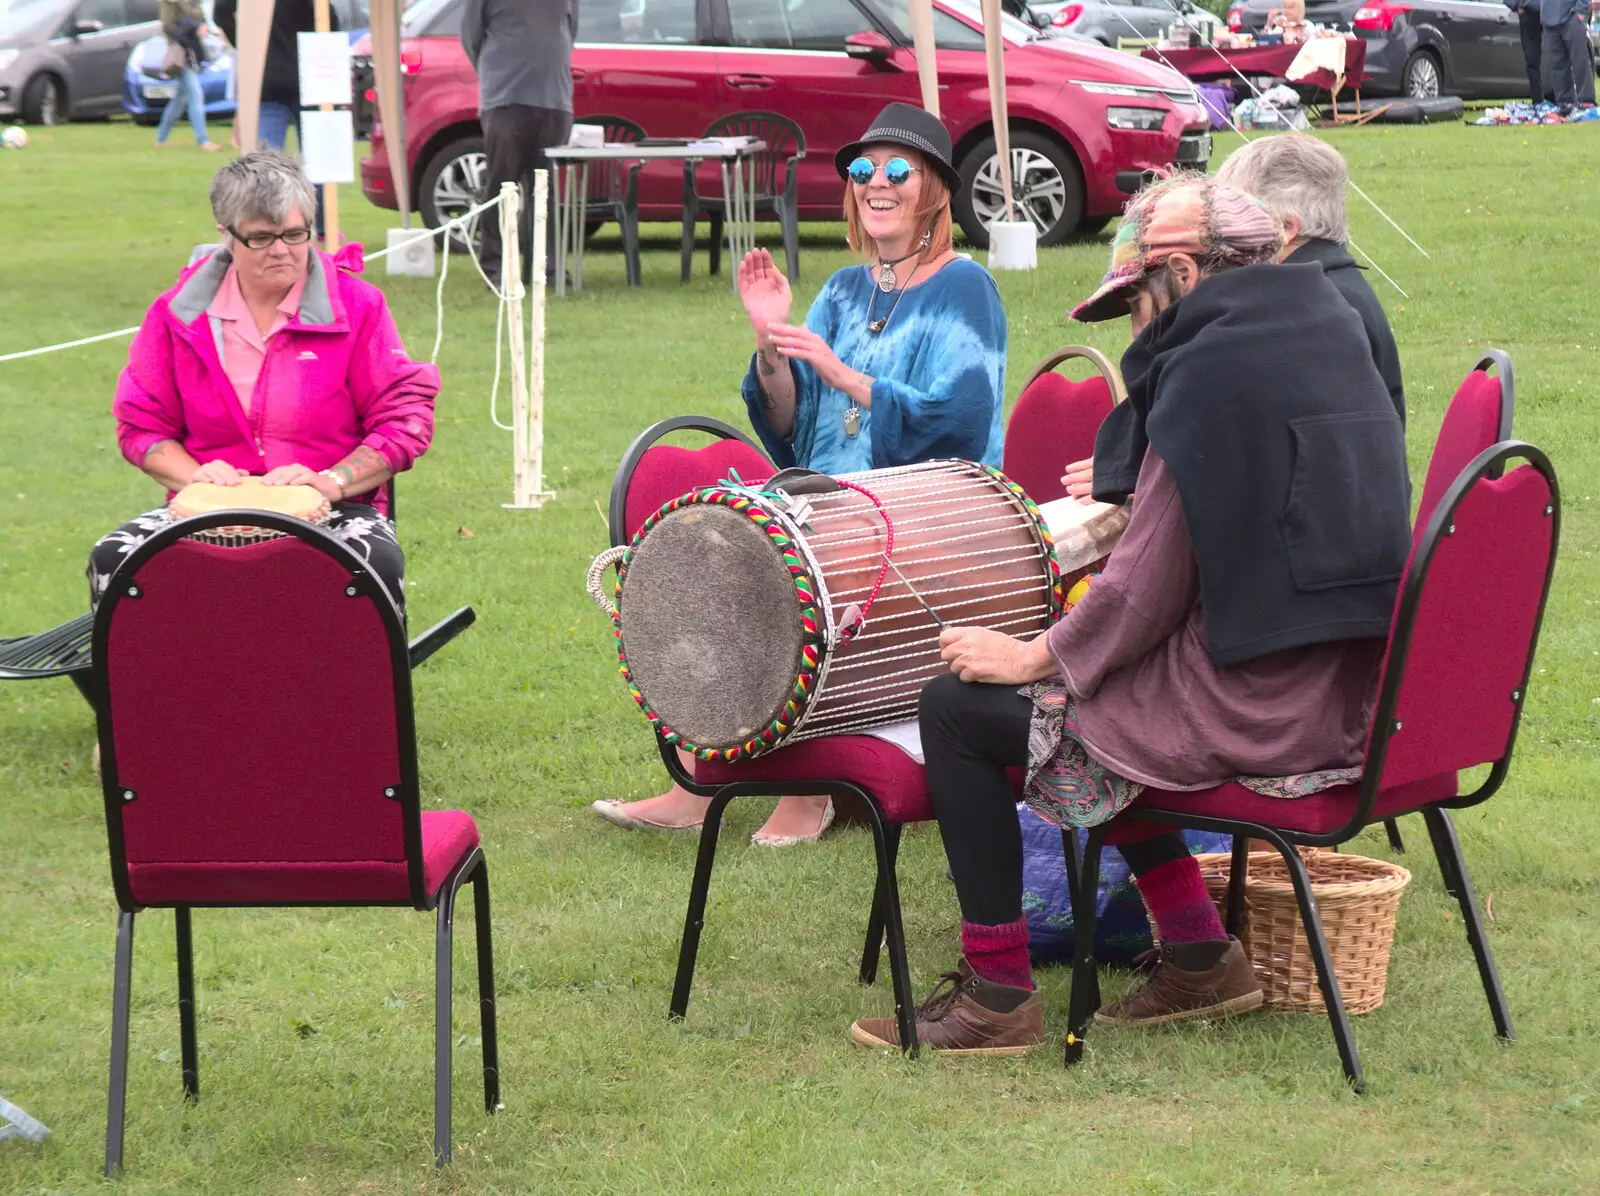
<box><xmin>1225</xmin><ymin>0</ymin><xmax>1538</xmax><ymax>99</ymax></box>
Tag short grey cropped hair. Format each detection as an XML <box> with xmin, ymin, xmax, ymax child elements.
<box><xmin>1215</xmin><ymin>133</ymin><xmax>1349</xmax><ymax>244</ymax></box>
<box><xmin>210</xmin><ymin>149</ymin><xmax>318</xmax><ymax>238</ymax></box>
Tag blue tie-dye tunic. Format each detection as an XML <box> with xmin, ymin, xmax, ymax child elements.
<box><xmin>740</xmin><ymin>257</ymin><xmax>1007</xmax><ymax>474</ymax></box>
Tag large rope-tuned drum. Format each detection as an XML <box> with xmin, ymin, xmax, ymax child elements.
<box><xmin>168</xmin><ymin>480</ymin><xmax>332</xmax><ymax>546</ymax></box>
<box><xmin>590</xmin><ymin>460</ymin><xmax>1077</xmax><ymax>761</ymax></box>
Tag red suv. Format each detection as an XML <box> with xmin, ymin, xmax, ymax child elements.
<box><xmin>358</xmin><ymin>0</ymin><xmax>1211</xmax><ymax>248</ymax></box>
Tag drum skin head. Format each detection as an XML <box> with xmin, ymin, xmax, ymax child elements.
<box><xmin>619</xmin><ymin>504</ymin><xmax>803</xmax><ymax>750</ymax></box>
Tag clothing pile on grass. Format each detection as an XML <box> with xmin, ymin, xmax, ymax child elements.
<box><xmin>1234</xmin><ymin>85</ymin><xmax>1310</xmax><ymax>131</ymax></box>
<box><xmin>1475</xmin><ymin>100</ymin><xmax>1600</xmax><ymax>125</ymax></box>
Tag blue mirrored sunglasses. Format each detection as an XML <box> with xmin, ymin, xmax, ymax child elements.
<box><xmin>848</xmin><ymin>156</ymin><xmax>917</xmax><ymax>186</ymax></box>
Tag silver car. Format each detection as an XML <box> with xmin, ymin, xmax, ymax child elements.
<box><xmin>1032</xmin><ymin>0</ymin><xmax>1220</xmax><ymax>47</ymax></box>
<box><xmin>0</xmin><ymin>0</ymin><xmax>162</xmax><ymax>124</ymax></box>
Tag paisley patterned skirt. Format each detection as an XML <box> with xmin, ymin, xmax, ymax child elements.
<box><xmin>1020</xmin><ymin>682</ymin><xmax>1362</xmax><ymax>831</ymax></box>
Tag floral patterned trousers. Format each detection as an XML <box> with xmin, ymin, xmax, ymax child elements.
<box><xmin>87</xmin><ymin>503</ymin><xmax>407</xmax><ymax>618</ymax></box>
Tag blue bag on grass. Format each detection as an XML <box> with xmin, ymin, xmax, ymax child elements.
<box><xmin>1018</xmin><ymin>803</ymin><xmax>1233</xmax><ymax>965</ymax></box>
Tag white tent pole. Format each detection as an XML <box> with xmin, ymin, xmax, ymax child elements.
<box><xmin>978</xmin><ymin>0</ymin><xmax>1014</xmax><ymax>224</ymax></box>
<box><xmin>234</xmin><ymin>0</ymin><xmax>276</xmax><ymax>153</ymax></box>
<box><xmin>907</xmin><ymin>0</ymin><xmax>940</xmax><ymax>117</ymax></box>
<box><xmin>369</xmin><ymin>0</ymin><xmax>410</xmax><ymax>227</ymax></box>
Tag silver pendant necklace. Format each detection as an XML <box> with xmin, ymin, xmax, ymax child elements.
<box><xmin>848</xmin><ymin>240</ymin><xmax>929</xmax><ymax>437</ymax></box>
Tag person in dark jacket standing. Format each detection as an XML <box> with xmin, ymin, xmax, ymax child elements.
<box><xmin>461</xmin><ymin>0</ymin><xmax>576</xmax><ymax>287</ymax></box>
<box><xmin>1216</xmin><ymin>134</ymin><xmax>1403</xmax><ymax>420</ymax></box>
<box><xmin>1541</xmin><ymin>0</ymin><xmax>1595</xmax><ymax>107</ymax></box>
<box><xmin>1505</xmin><ymin>0</ymin><xmax>1552</xmax><ymax>102</ymax></box>
<box><xmin>215</xmin><ymin>0</ymin><xmax>338</xmax><ymax>151</ymax></box>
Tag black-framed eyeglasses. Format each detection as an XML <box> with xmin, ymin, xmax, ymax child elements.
<box><xmin>848</xmin><ymin>156</ymin><xmax>919</xmax><ymax>187</ymax></box>
<box><xmin>229</xmin><ymin>225</ymin><xmax>314</xmax><ymax>250</ymax></box>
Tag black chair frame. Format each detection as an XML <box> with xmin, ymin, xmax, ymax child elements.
<box><xmin>680</xmin><ymin>111</ymin><xmax>805</xmax><ymax>283</ymax></box>
<box><xmin>579</xmin><ymin>114</ymin><xmax>647</xmax><ymax>286</ymax></box>
<box><xmin>604</xmin><ymin>415</ymin><xmax>922</xmax><ymax>1050</ymax></box>
<box><xmin>93</xmin><ymin>512</ymin><xmax>499</xmax><ymax>1175</ymax></box>
<box><xmin>1382</xmin><ymin>349</ymin><xmax>1516</xmax><ymax>858</ymax></box>
<box><xmin>3</xmin><ymin>478</ymin><xmax>475</xmax><ymax>703</ymax></box>
<box><xmin>1065</xmin><ymin>442</ymin><xmax>1559</xmax><ymax>1093</ymax></box>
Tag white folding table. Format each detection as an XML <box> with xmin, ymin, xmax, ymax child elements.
<box><xmin>545</xmin><ymin>138</ymin><xmax>766</xmax><ymax>296</ymax></box>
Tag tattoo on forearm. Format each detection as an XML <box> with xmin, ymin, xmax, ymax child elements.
<box><xmin>758</xmin><ymin>350</ymin><xmax>777</xmax><ymax>378</ymax></box>
<box><xmin>332</xmin><ymin>444</ymin><xmax>386</xmax><ymax>488</ymax></box>
<box><xmin>144</xmin><ymin>440</ymin><xmax>178</xmax><ymax>465</ymax></box>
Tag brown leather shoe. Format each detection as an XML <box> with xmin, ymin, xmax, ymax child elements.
<box><xmin>1095</xmin><ymin>938</ymin><xmax>1263</xmax><ymax>1026</ymax></box>
<box><xmin>850</xmin><ymin>958</ymin><xmax>1044</xmax><ymax>1056</ymax></box>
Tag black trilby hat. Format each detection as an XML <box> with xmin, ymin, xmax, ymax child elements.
<box><xmin>834</xmin><ymin>103</ymin><xmax>961</xmax><ymax>193</ymax></box>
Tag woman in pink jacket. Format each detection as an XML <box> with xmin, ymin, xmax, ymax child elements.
<box><xmin>92</xmin><ymin>150</ymin><xmax>438</xmax><ymax>613</ymax></box>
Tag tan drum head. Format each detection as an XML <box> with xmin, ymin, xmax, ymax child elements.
<box><xmin>169</xmin><ymin>480</ymin><xmax>328</xmax><ymax>521</ymax></box>
<box><xmin>618</xmin><ymin>503</ymin><xmax>804</xmax><ymax>751</ymax></box>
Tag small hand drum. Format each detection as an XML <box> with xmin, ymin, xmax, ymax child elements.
<box><xmin>168</xmin><ymin>480</ymin><xmax>332</xmax><ymax>546</ymax></box>
<box><xmin>590</xmin><ymin>460</ymin><xmax>1073</xmax><ymax>761</ymax></box>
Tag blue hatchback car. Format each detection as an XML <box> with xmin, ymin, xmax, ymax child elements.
<box><xmin>121</xmin><ymin>0</ymin><xmax>368</xmax><ymax>124</ymax></box>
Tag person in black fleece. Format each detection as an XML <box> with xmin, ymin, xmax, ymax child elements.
<box><xmin>1215</xmin><ymin>133</ymin><xmax>1404</xmax><ymax>425</ymax></box>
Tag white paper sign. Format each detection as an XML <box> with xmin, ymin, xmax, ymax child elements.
<box><xmin>297</xmin><ymin>31</ymin><xmax>353</xmax><ymax>107</ymax></box>
<box><xmin>299</xmin><ymin>109</ymin><xmax>356</xmax><ymax>183</ymax></box>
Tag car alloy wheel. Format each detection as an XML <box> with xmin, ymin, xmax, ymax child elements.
<box><xmin>39</xmin><ymin>78</ymin><xmax>59</xmax><ymax>125</ymax></box>
<box><xmin>974</xmin><ymin>146</ymin><xmax>1066</xmax><ymax>234</ymax></box>
<box><xmin>955</xmin><ymin>131</ymin><xmax>1085</xmax><ymax>249</ymax></box>
<box><xmin>426</xmin><ymin>146</ymin><xmax>488</xmax><ymax>254</ymax></box>
<box><xmin>1403</xmin><ymin>52</ymin><xmax>1440</xmax><ymax>100</ymax></box>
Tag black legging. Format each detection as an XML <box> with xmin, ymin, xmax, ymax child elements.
<box><xmin>919</xmin><ymin>672</ymin><xmax>1190</xmax><ymax>925</ymax></box>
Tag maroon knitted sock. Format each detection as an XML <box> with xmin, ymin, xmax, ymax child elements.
<box><xmin>1136</xmin><ymin>856</ymin><xmax>1226</xmax><ymax>944</ymax></box>
<box><xmin>960</xmin><ymin>918</ymin><xmax>1034</xmax><ymax>990</ymax></box>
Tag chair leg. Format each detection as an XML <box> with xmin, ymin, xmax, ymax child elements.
<box><xmin>175</xmin><ymin>906</ymin><xmax>198</xmax><ymax>1103</ymax></box>
<box><xmin>858</xmin><ymin>803</ymin><xmax>918</xmax><ymax>1055</ymax></box>
<box><xmin>71</xmin><ymin>667</ymin><xmax>97</xmax><ymax>710</ymax></box>
<box><xmin>669</xmin><ymin>790</ymin><xmax>736</xmax><ymax>1023</ymax></box>
<box><xmin>105</xmin><ymin>910</ymin><xmax>136</xmax><ymax>1178</ymax></box>
<box><xmin>679</xmin><ymin>172</ymin><xmax>699</xmax><ymax>284</ymax></box>
<box><xmin>1065</xmin><ymin>828</ymin><xmax>1105</xmax><ymax>1067</ymax></box>
<box><xmin>708</xmin><ymin>212</ymin><xmax>724</xmax><ymax>276</ymax></box>
<box><xmin>471</xmin><ymin>857</ymin><xmax>502</xmax><ymax>1113</ymax></box>
<box><xmin>621</xmin><ymin>207</ymin><xmax>642</xmax><ymax>287</ymax></box>
<box><xmin>1271</xmin><ymin>834</ymin><xmax>1364</xmax><ymax>1091</ymax></box>
<box><xmin>1423</xmin><ymin>808</ymin><xmax>1512</xmax><ymax>1040</ymax></box>
<box><xmin>1384</xmin><ymin>818</ymin><xmax>1407</xmax><ymax>853</ymax></box>
<box><xmin>1423</xmin><ymin>809</ymin><xmax>1462</xmax><ymax>898</ymax></box>
<box><xmin>859</xmin><ymin>821</ymin><xmax>902</xmax><ymax>986</ymax></box>
<box><xmin>1225</xmin><ymin>834</ymin><xmax>1249</xmax><ymax>938</ymax></box>
<box><xmin>433</xmin><ymin>874</ymin><xmax>464</xmax><ymax>1166</ymax></box>
<box><xmin>781</xmin><ymin>202</ymin><xmax>800</xmax><ymax>282</ymax></box>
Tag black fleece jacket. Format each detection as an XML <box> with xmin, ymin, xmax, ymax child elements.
<box><xmin>216</xmin><ymin>0</ymin><xmax>340</xmax><ymax>107</ymax></box>
<box><xmin>1091</xmin><ymin>263</ymin><xmax>1411</xmax><ymax>667</ymax></box>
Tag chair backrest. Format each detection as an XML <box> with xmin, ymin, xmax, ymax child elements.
<box><xmin>609</xmin><ymin>415</ymin><xmax>773</xmax><ymax>547</ymax></box>
<box><xmin>1361</xmin><ymin>442</ymin><xmax>1558</xmax><ymax>805</ymax></box>
<box><xmin>702</xmin><ymin>110</ymin><xmax>806</xmax><ymax>200</ymax></box>
<box><xmin>583</xmin><ymin>114</ymin><xmax>646</xmax><ymax>200</ymax></box>
<box><xmin>1414</xmin><ymin>350</ymin><xmax>1514</xmax><ymax>538</ymax></box>
<box><xmin>1002</xmin><ymin>346</ymin><xmax>1124</xmax><ymax>504</ymax></box>
<box><xmin>93</xmin><ymin>516</ymin><xmax>425</xmax><ymax>910</ymax></box>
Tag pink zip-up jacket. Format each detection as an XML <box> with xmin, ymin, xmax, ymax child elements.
<box><xmin>114</xmin><ymin>244</ymin><xmax>437</xmax><ymax>518</ymax></box>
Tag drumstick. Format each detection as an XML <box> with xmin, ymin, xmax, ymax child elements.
<box><xmin>886</xmin><ymin>557</ymin><xmax>944</xmax><ymax>629</ymax></box>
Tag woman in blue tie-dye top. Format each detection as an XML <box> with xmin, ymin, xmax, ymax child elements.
<box><xmin>740</xmin><ymin>103</ymin><xmax>1007</xmax><ymax>475</ymax></box>
<box><xmin>591</xmin><ymin>105</ymin><xmax>1007</xmax><ymax>848</ymax></box>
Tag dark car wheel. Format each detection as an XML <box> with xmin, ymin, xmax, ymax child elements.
<box><xmin>953</xmin><ymin>131</ymin><xmax>1085</xmax><ymax>250</ymax></box>
<box><xmin>1401</xmin><ymin>50</ymin><xmax>1442</xmax><ymax>99</ymax></box>
<box><xmin>21</xmin><ymin>74</ymin><xmax>64</xmax><ymax>126</ymax></box>
<box><xmin>418</xmin><ymin>133</ymin><xmax>487</xmax><ymax>255</ymax></box>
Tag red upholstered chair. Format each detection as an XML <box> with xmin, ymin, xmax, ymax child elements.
<box><xmin>1064</xmin><ymin>441</ymin><xmax>1560</xmax><ymax>1091</ymax></box>
<box><xmin>1382</xmin><ymin>349</ymin><xmax>1516</xmax><ymax>856</ymax></box>
<box><xmin>1002</xmin><ymin>346</ymin><xmax>1125</xmax><ymax>504</ymax></box>
<box><xmin>604</xmin><ymin>416</ymin><xmax>940</xmax><ymax>1051</ymax></box>
<box><xmin>92</xmin><ymin>513</ymin><xmax>497</xmax><ymax>1176</ymax></box>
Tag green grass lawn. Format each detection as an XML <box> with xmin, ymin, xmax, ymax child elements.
<box><xmin>3</xmin><ymin>120</ymin><xmax>1598</xmax><ymax>1195</ymax></box>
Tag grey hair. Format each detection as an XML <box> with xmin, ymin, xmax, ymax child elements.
<box><xmin>1214</xmin><ymin>133</ymin><xmax>1349</xmax><ymax>244</ymax></box>
<box><xmin>210</xmin><ymin>149</ymin><xmax>319</xmax><ymax>240</ymax></box>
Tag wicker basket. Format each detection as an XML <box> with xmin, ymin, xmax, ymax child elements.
<box><xmin>1192</xmin><ymin>850</ymin><xmax>1411</xmax><ymax>1014</ymax></box>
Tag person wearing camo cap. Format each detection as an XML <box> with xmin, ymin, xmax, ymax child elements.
<box><xmin>851</xmin><ymin>175</ymin><xmax>1411</xmax><ymax>1056</ymax></box>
